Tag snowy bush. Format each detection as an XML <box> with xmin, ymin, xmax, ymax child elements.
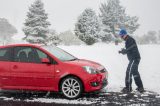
<box><xmin>158</xmin><ymin>30</ymin><xmax>160</xmax><ymax>44</ymax></box>
<box><xmin>134</xmin><ymin>31</ymin><xmax>158</xmax><ymax>44</ymax></box>
<box><xmin>59</xmin><ymin>30</ymin><xmax>84</xmax><ymax>45</ymax></box>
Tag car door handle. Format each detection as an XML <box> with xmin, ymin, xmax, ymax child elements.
<box><xmin>12</xmin><ymin>65</ymin><xmax>18</xmax><ymax>69</ymax></box>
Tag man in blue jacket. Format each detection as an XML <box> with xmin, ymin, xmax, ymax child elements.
<box><xmin>118</xmin><ymin>29</ymin><xmax>144</xmax><ymax>93</ymax></box>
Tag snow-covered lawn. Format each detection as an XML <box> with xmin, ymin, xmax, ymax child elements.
<box><xmin>59</xmin><ymin>43</ymin><xmax>160</xmax><ymax>93</ymax></box>
<box><xmin>0</xmin><ymin>43</ymin><xmax>159</xmax><ymax>105</ymax></box>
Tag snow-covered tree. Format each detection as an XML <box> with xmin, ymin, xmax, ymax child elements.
<box><xmin>23</xmin><ymin>0</ymin><xmax>50</xmax><ymax>44</ymax></box>
<box><xmin>45</xmin><ymin>29</ymin><xmax>61</xmax><ymax>45</ymax></box>
<box><xmin>125</xmin><ymin>16</ymin><xmax>139</xmax><ymax>34</ymax></box>
<box><xmin>135</xmin><ymin>31</ymin><xmax>158</xmax><ymax>44</ymax></box>
<box><xmin>0</xmin><ymin>18</ymin><xmax>17</xmax><ymax>45</ymax></box>
<box><xmin>99</xmin><ymin>22</ymin><xmax>114</xmax><ymax>43</ymax></box>
<box><xmin>158</xmin><ymin>30</ymin><xmax>160</xmax><ymax>44</ymax></box>
<box><xmin>147</xmin><ymin>31</ymin><xmax>157</xmax><ymax>44</ymax></box>
<box><xmin>75</xmin><ymin>8</ymin><xmax>101</xmax><ymax>45</ymax></box>
<box><xmin>99</xmin><ymin>0</ymin><xmax>139</xmax><ymax>39</ymax></box>
<box><xmin>59</xmin><ymin>30</ymin><xmax>84</xmax><ymax>45</ymax></box>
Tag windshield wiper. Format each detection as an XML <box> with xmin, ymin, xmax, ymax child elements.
<box><xmin>68</xmin><ymin>58</ymin><xmax>78</xmax><ymax>61</ymax></box>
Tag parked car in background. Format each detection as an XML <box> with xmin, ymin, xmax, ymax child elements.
<box><xmin>0</xmin><ymin>44</ymin><xmax>108</xmax><ymax>99</ymax></box>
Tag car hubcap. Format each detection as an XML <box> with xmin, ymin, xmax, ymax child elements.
<box><xmin>62</xmin><ymin>78</ymin><xmax>80</xmax><ymax>98</ymax></box>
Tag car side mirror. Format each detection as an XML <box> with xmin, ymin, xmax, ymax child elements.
<box><xmin>41</xmin><ymin>58</ymin><xmax>50</xmax><ymax>64</ymax></box>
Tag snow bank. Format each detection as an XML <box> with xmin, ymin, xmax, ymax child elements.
<box><xmin>26</xmin><ymin>98</ymin><xmax>95</xmax><ymax>104</ymax></box>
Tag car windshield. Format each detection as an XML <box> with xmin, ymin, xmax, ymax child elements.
<box><xmin>42</xmin><ymin>46</ymin><xmax>77</xmax><ymax>61</ymax></box>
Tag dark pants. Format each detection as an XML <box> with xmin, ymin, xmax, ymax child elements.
<box><xmin>125</xmin><ymin>59</ymin><xmax>143</xmax><ymax>90</ymax></box>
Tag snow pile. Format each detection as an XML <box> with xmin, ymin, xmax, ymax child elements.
<box><xmin>26</xmin><ymin>98</ymin><xmax>95</xmax><ymax>104</ymax></box>
<box><xmin>59</xmin><ymin>43</ymin><xmax>160</xmax><ymax>93</ymax></box>
<box><xmin>0</xmin><ymin>96</ymin><xmax>95</xmax><ymax>104</ymax></box>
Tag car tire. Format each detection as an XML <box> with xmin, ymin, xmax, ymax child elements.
<box><xmin>61</xmin><ymin>76</ymin><xmax>83</xmax><ymax>99</ymax></box>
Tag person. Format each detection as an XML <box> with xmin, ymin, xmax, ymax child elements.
<box><xmin>118</xmin><ymin>29</ymin><xmax>144</xmax><ymax>93</ymax></box>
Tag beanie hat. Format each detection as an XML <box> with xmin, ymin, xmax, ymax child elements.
<box><xmin>119</xmin><ymin>29</ymin><xmax>127</xmax><ymax>36</ymax></box>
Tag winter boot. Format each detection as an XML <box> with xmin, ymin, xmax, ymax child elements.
<box><xmin>136</xmin><ymin>87</ymin><xmax>145</xmax><ymax>93</ymax></box>
<box><xmin>121</xmin><ymin>87</ymin><xmax>132</xmax><ymax>93</ymax></box>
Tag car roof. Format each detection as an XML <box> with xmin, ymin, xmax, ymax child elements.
<box><xmin>0</xmin><ymin>43</ymin><xmax>41</xmax><ymax>49</ymax></box>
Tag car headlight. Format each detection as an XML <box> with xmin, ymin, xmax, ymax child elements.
<box><xmin>83</xmin><ymin>66</ymin><xmax>98</xmax><ymax>74</ymax></box>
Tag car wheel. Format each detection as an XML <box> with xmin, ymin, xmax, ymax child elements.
<box><xmin>61</xmin><ymin>76</ymin><xmax>83</xmax><ymax>99</ymax></box>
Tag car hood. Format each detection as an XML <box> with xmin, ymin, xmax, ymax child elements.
<box><xmin>64</xmin><ymin>59</ymin><xmax>104</xmax><ymax>70</ymax></box>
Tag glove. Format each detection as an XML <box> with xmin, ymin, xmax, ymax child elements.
<box><xmin>119</xmin><ymin>48</ymin><xmax>127</xmax><ymax>54</ymax></box>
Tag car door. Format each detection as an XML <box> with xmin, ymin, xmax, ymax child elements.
<box><xmin>0</xmin><ymin>47</ymin><xmax>12</xmax><ymax>88</ymax></box>
<box><xmin>10</xmin><ymin>46</ymin><xmax>56</xmax><ymax>90</ymax></box>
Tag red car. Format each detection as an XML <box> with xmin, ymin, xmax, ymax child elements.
<box><xmin>0</xmin><ymin>44</ymin><xmax>108</xmax><ymax>99</ymax></box>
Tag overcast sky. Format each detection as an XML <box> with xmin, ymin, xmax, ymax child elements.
<box><xmin>0</xmin><ymin>0</ymin><xmax>160</xmax><ymax>36</ymax></box>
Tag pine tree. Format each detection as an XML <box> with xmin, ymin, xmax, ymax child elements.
<box><xmin>0</xmin><ymin>18</ymin><xmax>17</xmax><ymax>44</ymax></box>
<box><xmin>99</xmin><ymin>0</ymin><xmax>139</xmax><ymax>40</ymax></box>
<box><xmin>99</xmin><ymin>22</ymin><xmax>114</xmax><ymax>43</ymax></box>
<box><xmin>23</xmin><ymin>0</ymin><xmax>50</xmax><ymax>44</ymax></box>
<box><xmin>46</xmin><ymin>29</ymin><xmax>61</xmax><ymax>45</ymax></box>
<box><xmin>75</xmin><ymin>8</ymin><xmax>101</xmax><ymax>45</ymax></box>
<box><xmin>125</xmin><ymin>16</ymin><xmax>139</xmax><ymax>34</ymax></box>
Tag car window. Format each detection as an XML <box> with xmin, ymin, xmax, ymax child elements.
<box><xmin>36</xmin><ymin>49</ymin><xmax>48</xmax><ymax>59</ymax></box>
<box><xmin>13</xmin><ymin>46</ymin><xmax>56</xmax><ymax>64</ymax></box>
<box><xmin>42</xmin><ymin>46</ymin><xmax>77</xmax><ymax>61</ymax></box>
<box><xmin>0</xmin><ymin>48</ymin><xmax>12</xmax><ymax>61</ymax></box>
<box><xmin>35</xmin><ymin>48</ymin><xmax>57</xmax><ymax>64</ymax></box>
<box><xmin>14</xmin><ymin>47</ymin><xmax>41</xmax><ymax>63</ymax></box>
<box><xmin>14</xmin><ymin>47</ymin><xmax>31</xmax><ymax>62</ymax></box>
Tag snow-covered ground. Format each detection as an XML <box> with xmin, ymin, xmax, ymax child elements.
<box><xmin>0</xmin><ymin>43</ymin><xmax>160</xmax><ymax>105</ymax></box>
<box><xmin>59</xmin><ymin>43</ymin><xmax>160</xmax><ymax>94</ymax></box>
